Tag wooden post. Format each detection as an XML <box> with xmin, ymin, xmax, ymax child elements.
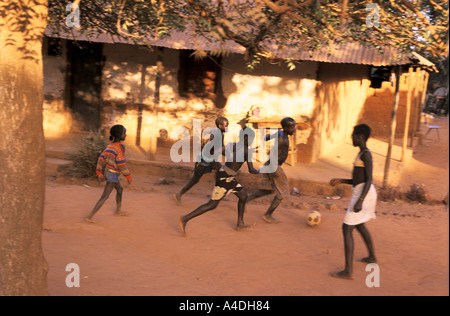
<box><xmin>383</xmin><ymin>66</ymin><xmax>401</xmax><ymax>187</ymax></box>
<box><xmin>418</xmin><ymin>71</ymin><xmax>430</xmax><ymax>130</ymax></box>
<box><xmin>149</xmin><ymin>47</ymin><xmax>164</xmax><ymax>160</ymax></box>
<box><xmin>401</xmin><ymin>67</ymin><xmax>414</xmax><ymax>161</ymax></box>
<box><xmin>136</xmin><ymin>63</ymin><xmax>147</xmax><ymax>147</ymax></box>
<box><xmin>409</xmin><ymin>68</ymin><xmax>421</xmax><ymax>147</ymax></box>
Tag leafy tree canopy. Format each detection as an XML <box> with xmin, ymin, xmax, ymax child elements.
<box><xmin>47</xmin><ymin>0</ymin><xmax>448</xmax><ymax>69</ymax></box>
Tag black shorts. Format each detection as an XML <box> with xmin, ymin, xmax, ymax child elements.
<box><xmin>210</xmin><ymin>169</ymin><xmax>243</xmax><ymax>201</ymax></box>
<box><xmin>193</xmin><ymin>160</ymin><xmax>218</xmax><ymax>176</ymax></box>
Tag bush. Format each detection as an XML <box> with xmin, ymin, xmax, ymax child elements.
<box><xmin>377</xmin><ymin>185</ymin><xmax>404</xmax><ymax>202</ymax></box>
<box><xmin>404</xmin><ymin>183</ymin><xmax>429</xmax><ymax>204</ymax></box>
<box><xmin>66</xmin><ymin>131</ymin><xmax>108</xmax><ymax>178</ymax></box>
<box><xmin>378</xmin><ymin>183</ymin><xmax>430</xmax><ymax>204</ymax></box>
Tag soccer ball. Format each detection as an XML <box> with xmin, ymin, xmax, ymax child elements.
<box><xmin>306</xmin><ymin>211</ymin><xmax>321</xmax><ymax>227</ymax></box>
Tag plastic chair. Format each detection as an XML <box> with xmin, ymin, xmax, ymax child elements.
<box><xmin>423</xmin><ymin>113</ymin><xmax>441</xmax><ymax>140</ymax></box>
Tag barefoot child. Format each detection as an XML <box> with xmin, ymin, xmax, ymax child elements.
<box><xmin>329</xmin><ymin>123</ymin><xmax>377</xmax><ymax>280</ymax></box>
<box><xmin>85</xmin><ymin>125</ymin><xmax>132</xmax><ymax>223</ymax></box>
<box><xmin>179</xmin><ymin>127</ymin><xmax>259</xmax><ymax>235</ymax></box>
<box><xmin>247</xmin><ymin>117</ymin><xmax>296</xmax><ymax>223</ymax></box>
<box><xmin>174</xmin><ymin>116</ymin><xmax>229</xmax><ymax>205</ymax></box>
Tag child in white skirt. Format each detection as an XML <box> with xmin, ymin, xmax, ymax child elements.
<box><xmin>329</xmin><ymin>124</ymin><xmax>377</xmax><ymax>280</ymax></box>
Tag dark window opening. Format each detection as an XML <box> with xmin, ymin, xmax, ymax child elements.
<box><xmin>47</xmin><ymin>37</ymin><xmax>62</xmax><ymax>56</ymax></box>
<box><xmin>178</xmin><ymin>50</ymin><xmax>226</xmax><ymax>107</ymax></box>
<box><xmin>369</xmin><ymin>66</ymin><xmax>392</xmax><ymax>89</ymax></box>
<box><xmin>67</xmin><ymin>40</ymin><xmax>103</xmax><ymax>131</ymax></box>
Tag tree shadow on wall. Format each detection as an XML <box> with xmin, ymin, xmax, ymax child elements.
<box><xmin>0</xmin><ymin>1</ymin><xmax>47</xmax><ymax>63</ymax></box>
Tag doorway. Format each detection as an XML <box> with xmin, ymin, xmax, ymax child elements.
<box><xmin>67</xmin><ymin>40</ymin><xmax>103</xmax><ymax>131</ymax></box>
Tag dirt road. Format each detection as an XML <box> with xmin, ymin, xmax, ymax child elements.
<box><xmin>43</xmin><ymin>174</ymin><xmax>448</xmax><ymax>296</ymax></box>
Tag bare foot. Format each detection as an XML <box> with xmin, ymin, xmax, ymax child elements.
<box><xmin>330</xmin><ymin>270</ymin><xmax>354</xmax><ymax>280</ymax></box>
<box><xmin>179</xmin><ymin>216</ymin><xmax>187</xmax><ymax>236</ymax></box>
<box><xmin>262</xmin><ymin>215</ymin><xmax>279</xmax><ymax>224</ymax></box>
<box><xmin>84</xmin><ymin>217</ymin><xmax>97</xmax><ymax>224</ymax></box>
<box><xmin>236</xmin><ymin>222</ymin><xmax>255</xmax><ymax>231</ymax></box>
<box><xmin>174</xmin><ymin>193</ymin><xmax>182</xmax><ymax>206</ymax></box>
<box><xmin>360</xmin><ymin>256</ymin><xmax>377</xmax><ymax>263</ymax></box>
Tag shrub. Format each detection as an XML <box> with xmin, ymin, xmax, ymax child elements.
<box><xmin>404</xmin><ymin>183</ymin><xmax>429</xmax><ymax>204</ymax></box>
<box><xmin>377</xmin><ymin>185</ymin><xmax>404</xmax><ymax>202</ymax></box>
<box><xmin>66</xmin><ymin>131</ymin><xmax>108</xmax><ymax>178</ymax></box>
<box><xmin>377</xmin><ymin>183</ymin><xmax>431</xmax><ymax>204</ymax></box>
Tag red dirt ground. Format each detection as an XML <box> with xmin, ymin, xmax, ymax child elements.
<box><xmin>42</xmin><ymin>117</ymin><xmax>449</xmax><ymax>296</ymax></box>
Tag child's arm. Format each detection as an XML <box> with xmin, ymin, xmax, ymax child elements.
<box><xmin>265</xmin><ymin>131</ymin><xmax>279</xmax><ymax>141</ymax></box>
<box><xmin>96</xmin><ymin>153</ymin><xmax>106</xmax><ymax>179</ymax></box>
<box><xmin>117</xmin><ymin>144</ymin><xmax>132</xmax><ymax>184</ymax></box>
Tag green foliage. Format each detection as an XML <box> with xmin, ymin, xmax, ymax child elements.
<box><xmin>47</xmin><ymin>0</ymin><xmax>448</xmax><ymax>70</ymax></box>
<box><xmin>66</xmin><ymin>131</ymin><xmax>108</xmax><ymax>179</ymax></box>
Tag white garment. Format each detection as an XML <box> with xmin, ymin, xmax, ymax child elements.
<box><xmin>343</xmin><ymin>183</ymin><xmax>377</xmax><ymax>225</ymax></box>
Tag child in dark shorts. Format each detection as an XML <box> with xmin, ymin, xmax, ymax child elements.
<box><xmin>179</xmin><ymin>127</ymin><xmax>259</xmax><ymax>235</ymax></box>
<box><xmin>85</xmin><ymin>125</ymin><xmax>132</xmax><ymax>223</ymax></box>
<box><xmin>174</xmin><ymin>117</ymin><xmax>229</xmax><ymax>205</ymax></box>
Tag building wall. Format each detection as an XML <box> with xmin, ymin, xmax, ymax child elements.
<box><xmin>43</xmin><ymin>39</ymin><xmax>319</xmax><ymax>159</ymax></box>
<box><xmin>99</xmin><ymin>43</ymin><xmax>213</xmax><ymax>151</ymax></box>
<box><xmin>42</xmin><ymin>38</ymin><xmax>428</xmax><ymax>164</ymax></box>
<box><xmin>220</xmin><ymin>58</ymin><xmax>318</xmax><ymax>143</ymax></box>
<box><xmin>43</xmin><ymin>38</ymin><xmax>72</xmax><ymax>138</ymax></box>
<box><xmin>362</xmin><ymin>68</ymin><xmax>428</xmax><ymax>139</ymax></box>
<box><xmin>300</xmin><ymin>63</ymin><xmax>372</xmax><ymax>162</ymax></box>
<box><xmin>99</xmin><ymin>44</ymin><xmax>319</xmax><ymax>151</ymax></box>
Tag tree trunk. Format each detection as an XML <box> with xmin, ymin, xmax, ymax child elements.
<box><xmin>0</xmin><ymin>0</ymin><xmax>49</xmax><ymax>295</ymax></box>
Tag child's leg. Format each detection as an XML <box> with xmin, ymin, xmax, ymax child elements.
<box><xmin>331</xmin><ymin>223</ymin><xmax>355</xmax><ymax>279</ymax></box>
<box><xmin>356</xmin><ymin>223</ymin><xmax>376</xmax><ymax>262</ymax></box>
<box><xmin>86</xmin><ymin>182</ymin><xmax>115</xmax><ymax>221</ymax></box>
<box><xmin>262</xmin><ymin>195</ymin><xmax>282</xmax><ymax>223</ymax></box>
<box><xmin>114</xmin><ymin>180</ymin><xmax>126</xmax><ymax>215</ymax></box>
<box><xmin>342</xmin><ymin>223</ymin><xmax>355</xmax><ymax>275</ymax></box>
<box><xmin>247</xmin><ymin>189</ymin><xmax>273</xmax><ymax>202</ymax></box>
<box><xmin>178</xmin><ymin>172</ymin><xmax>203</xmax><ymax>196</ymax></box>
<box><xmin>175</xmin><ymin>169</ymin><xmax>204</xmax><ymax>204</ymax></box>
<box><xmin>179</xmin><ymin>199</ymin><xmax>221</xmax><ymax>234</ymax></box>
<box><xmin>234</xmin><ymin>189</ymin><xmax>250</xmax><ymax>229</ymax></box>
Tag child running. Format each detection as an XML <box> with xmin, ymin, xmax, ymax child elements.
<box><xmin>247</xmin><ymin>117</ymin><xmax>296</xmax><ymax>223</ymax></box>
<box><xmin>179</xmin><ymin>127</ymin><xmax>259</xmax><ymax>235</ymax></box>
<box><xmin>85</xmin><ymin>124</ymin><xmax>132</xmax><ymax>223</ymax></box>
<box><xmin>329</xmin><ymin>123</ymin><xmax>377</xmax><ymax>280</ymax></box>
<box><xmin>174</xmin><ymin>116</ymin><xmax>229</xmax><ymax>205</ymax></box>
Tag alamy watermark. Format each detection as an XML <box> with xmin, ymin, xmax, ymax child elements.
<box><xmin>65</xmin><ymin>263</ymin><xmax>80</xmax><ymax>288</ymax></box>
<box><xmin>65</xmin><ymin>3</ymin><xmax>380</xmax><ymax>30</ymax></box>
<box><xmin>169</xmin><ymin>119</ymin><xmax>279</xmax><ymax>173</ymax></box>
<box><xmin>64</xmin><ymin>262</ymin><xmax>380</xmax><ymax>288</ymax></box>
<box><xmin>366</xmin><ymin>3</ymin><xmax>380</xmax><ymax>28</ymax></box>
<box><xmin>66</xmin><ymin>3</ymin><xmax>80</xmax><ymax>28</ymax></box>
<box><xmin>365</xmin><ymin>263</ymin><xmax>380</xmax><ymax>287</ymax></box>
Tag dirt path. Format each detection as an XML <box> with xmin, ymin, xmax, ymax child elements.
<box><xmin>42</xmin><ymin>115</ymin><xmax>449</xmax><ymax>296</ymax></box>
<box><xmin>43</xmin><ymin>173</ymin><xmax>448</xmax><ymax>296</ymax></box>
<box><xmin>398</xmin><ymin>115</ymin><xmax>449</xmax><ymax>200</ymax></box>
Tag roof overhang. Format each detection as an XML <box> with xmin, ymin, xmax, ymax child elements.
<box><xmin>45</xmin><ymin>26</ymin><xmax>436</xmax><ymax>71</ymax></box>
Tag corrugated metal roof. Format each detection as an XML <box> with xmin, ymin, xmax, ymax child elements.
<box><xmin>45</xmin><ymin>27</ymin><xmax>246</xmax><ymax>53</ymax></box>
<box><xmin>45</xmin><ymin>27</ymin><xmax>435</xmax><ymax>69</ymax></box>
<box><xmin>271</xmin><ymin>41</ymin><xmax>412</xmax><ymax>66</ymax></box>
